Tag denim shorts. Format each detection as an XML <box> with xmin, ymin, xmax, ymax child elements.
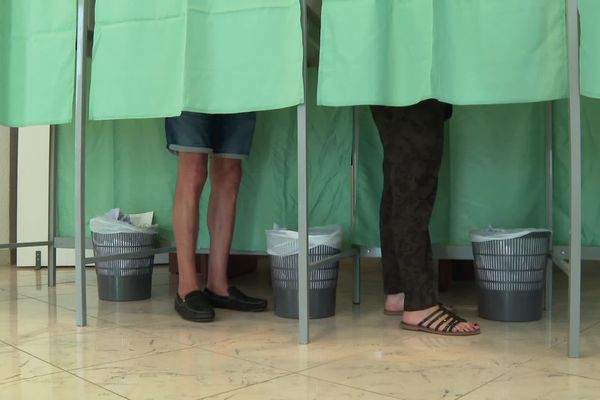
<box><xmin>165</xmin><ymin>112</ymin><xmax>257</xmax><ymax>159</ymax></box>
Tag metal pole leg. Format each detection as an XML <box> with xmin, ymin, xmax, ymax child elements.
<box><xmin>353</xmin><ymin>251</ymin><xmax>361</xmax><ymax>305</ymax></box>
<box><xmin>566</xmin><ymin>0</ymin><xmax>582</xmax><ymax>358</ymax></box>
<box><xmin>297</xmin><ymin>101</ymin><xmax>309</xmax><ymax>344</ymax></box>
<box><xmin>48</xmin><ymin>127</ymin><xmax>57</xmax><ymax>287</ymax></box>
<box><xmin>74</xmin><ymin>0</ymin><xmax>90</xmax><ymax>327</ymax></box>
<box><xmin>545</xmin><ymin>257</ymin><xmax>553</xmax><ymax>311</ymax></box>
<box><xmin>351</xmin><ymin>107</ymin><xmax>361</xmax><ymax>305</ymax></box>
<box><xmin>296</xmin><ymin>0</ymin><xmax>310</xmax><ymax>345</ymax></box>
<box><xmin>545</xmin><ymin>101</ymin><xmax>553</xmax><ymax>312</ymax></box>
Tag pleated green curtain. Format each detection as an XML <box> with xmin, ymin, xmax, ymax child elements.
<box><xmin>318</xmin><ymin>0</ymin><xmax>568</xmax><ymax>107</ymax></box>
<box><xmin>552</xmin><ymin>98</ymin><xmax>600</xmax><ymax>247</ymax></box>
<box><xmin>88</xmin><ymin>0</ymin><xmax>304</xmax><ymax>120</ymax></box>
<box><xmin>57</xmin><ymin>70</ymin><xmax>352</xmax><ymax>251</ymax></box>
<box><xmin>0</xmin><ymin>0</ymin><xmax>76</xmax><ymax>127</ymax></box>
<box><xmin>353</xmin><ymin>104</ymin><xmax>549</xmax><ymax>247</ymax></box>
<box><xmin>580</xmin><ymin>0</ymin><xmax>600</xmax><ymax>98</ymax></box>
<box><xmin>59</xmin><ymin>98</ymin><xmax>600</xmax><ymax>249</ymax></box>
<box><xmin>6</xmin><ymin>0</ymin><xmax>598</xmax><ymax>250</ymax></box>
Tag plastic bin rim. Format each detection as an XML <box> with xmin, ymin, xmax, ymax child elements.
<box><xmin>470</xmin><ymin>228</ymin><xmax>551</xmax><ymax>243</ymax></box>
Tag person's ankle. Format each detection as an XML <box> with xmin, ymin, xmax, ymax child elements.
<box><xmin>384</xmin><ymin>292</ymin><xmax>405</xmax><ymax>311</ymax></box>
<box><xmin>386</xmin><ymin>292</ymin><xmax>404</xmax><ymax>299</ymax></box>
<box><xmin>178</xmin><ymin>286</ymin><xmax>201</xmax><ymax>299</ymax></box>
<box><xmin>402</xmin><ymin>304</ymin><xmax>440</xmax><ymax>322</ymax></box>
<box><xmin>206</xmin><ymin>283</ymin><xmax>229</xmax><ymax>297</ymax></box>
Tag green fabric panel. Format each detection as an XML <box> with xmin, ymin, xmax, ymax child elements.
<box><xmin>0</xmin><ymin>0</ymin><xmax>76</xmax><ymax>127</ymax></box>
<box><xmin>580</xmin><ymin>0</ymin><xmax>600</xmax><ymax>99</ymax></box>
<box><xmin>552</xmin><ymin>97</ymin><xmax>600</xmax><ymax>247</ymax></box>
<box><xmin>318</xmin><ymin>0</ymin><xmax>568</xmax><ymax>107</ymax></box>
<box><xmin>57</xmin><ymin>98</ymin><xmax>600</xmax><ymax>250</ymax></box>
<box><xmin>445</xmin><ymin>104</ymin><xmax>548</xmax><ymax>245</ymax></box>
<box><xmin>354</xmin><ymin>104</ymin><xmax>549</xmax><ymax>248</ymax></box>
<box><xmin>352</xmin><ymin>107</ymin><xmax>453</xmax><ymax>247</ymax></box>
<box><xmin>89</xmin><ymin>0</ymin><xmax>304</xmax><ymax>120</ymax></box>
<box><xmin>58</xmin><ymin>70</ymin><xmax>352</xmax><ymax>251</ymax></box>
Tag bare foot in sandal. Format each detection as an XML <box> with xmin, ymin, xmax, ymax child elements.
<box><xmin>384</xmin><ymin>295</ymin><xmax>455</xmax><ymax>317</ymax></box>
<box><xmin>402</xmin><ymin>304</ymin><xmax>480</xmax><ymax>336</ymax></box>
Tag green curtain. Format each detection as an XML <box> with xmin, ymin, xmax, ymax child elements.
<box><xmin>553</xmin><ymin>97</ymin><xmax>600</xmax><ymax>246</ymax></box>
<box><xmin>56</xmin><ymin>86</ymin><xmax>600</xmax><ymax>251</ymax></box>
<box><xmin>353</xmin><ymin>103</ymin><xmax>549</xmax><ymax>248</ymax></box>
<box><xmin>15</xmin><ymin>0</ymin><xmax>600</xmax><ymax>251</ymax></box>
<box><xmin>57</xmin><ymin>70</ymin><xmax>352</xmax><ymax>251</ymax></box>
<box><xmin>580</xmin><ymin>0</ymin><xmax>600</xmax><ymax>99</ymax></box>
<box><xmin>60</xmin><ymin>98</ymin><xmax>600</xmax><ymax>250</ymax></box>
<box><xmin>89</xmin><ymin>0</ymin><xmax>304</xmax><ymax>120</ymax></box>
<box><xmin>318</xmin><ymin>0</ymin><xmax>568</xmax><ymax>107</ymax></box>
<box><xmin>0</xmin><ymin>0</ymin><xmax>76</xmax><ymax>127</ymax></box>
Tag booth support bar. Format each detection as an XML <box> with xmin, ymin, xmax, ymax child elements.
<box><xmin>566</xmin><ymin>0</ymin><xmax>582</xmax><ymax>359</ymax></box>
<box><xmin>74</xmin><ymin>0</ymin><xmax>90</xmax><ymax>327</ymax></box>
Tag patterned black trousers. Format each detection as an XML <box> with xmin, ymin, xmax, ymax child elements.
<box><xmin>371</xmin><ymin>100</ymin><xmax>451</xmax><ymax>311</ymax></box>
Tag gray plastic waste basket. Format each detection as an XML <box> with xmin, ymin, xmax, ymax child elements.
<box><xmin>92</xmin><ymin>232</ymin><xmax>157</xmax><ymax>301</ymax></box>
<box><xmin>270</xmin><ymin>245</ymin><xmax>340</xmax><ymax>319</ymax></box>
<box><xmin>471</xmin><ymin>229</ymin><xmax>551</xmax><ymax>322</ymax></box>
<box><xmin>267</xmin><ymin>226</ymin><xmax>343</xmax><ymax>319</ymax></box>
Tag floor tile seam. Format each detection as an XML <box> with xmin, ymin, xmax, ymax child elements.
<box><xmin>549</xmin><ymin>335</ymin><xmax>569</xmax><ymax>350</ymax></box>
<box><xmin>195</xmin><ymin>371</ymin><xmax>298</xmax><ymax>400</ymax></box>
<box><xmin>93</xmin><ymin>313</ymin><xmax>160</xmax><ymax>327</ymax></box>
<box><xmin>61</xmin><ymin>369</ymin><xmax>132</xmax><ymax>399</ymax></box>
<box><xmin>0</xmin><ymin>296</ymin><xmax>27</xmax><ymax>303</ymax></box>
<box><xmin>190</xmin><ymin>345</ymin><xmax>299</xmax><ymax>375</ymax></box>
<box><xmin>73</xmin><ymin>353</ymin><xmax>294</xmax><ymax>400</ymax></box>
<box><xmin>114</xmin><ymin>323</ymin><xmax>208</xmax><ymax>342</ymax></box>
<box><xmin>153</xmin><ymin>327</ymin><xmax>274</xmax><ymax>348</ymax></box>
<box><xmin>16</xmin><ymin>290</ymin><xmax>94</xmax><ymax>300</ymax></box>
<box><xmin>0</xmin><ymin>371</ymin><xmax>65</xmax><ymax>387</ymax></box>
<box><xmin>62</xmin><ymin>342</ymin><xmax>196</xmax><ymax>372</ymax></box>
<box><xmin>20</xmin><ymin>294</ymin><xmax>81</xmax><ymax>312</ymax></box>
<box><xmin>191</xmin><ymin>327</ymin><xmax>400</xmax><ymax>374</ymax></box>
<box><xmin>1</xmin><ymin>325</ymin><xmax>117</xmax><ymax>348</ymax></box>
<box><xmin>580</xmin><ymin>319</ymin><xmax>600</xmax><ymax>333</ymax></box>
<box><xmin>0</xmin><ymin>340</ymin><xmax>129</xmax><ymax>398</ymax></box>
<box><xmin>297</xmin><ymin>354</ymin><xmax>523</xmax><ymax>399</ymax></box>
<box><xmin>3</xmin><ymin>296</ymin><xmax>118</xmax><ymax>331</ymax></box>
<box><xmin>68</xmin><ymin>346</ymin><xmax>197</xmax><ymax>373</ymax></box>
<box><xmin>294</xmin><ymin>347</ymin><xmax>386</xmax><ymax>375</ymax></box>
<box><xmin>94</xmin><ymin>311</ymin><xmax>189</xmax><ymax>327</ymax></box>
<box><xmin>11</xmin><ymin>281</ymin><xmax>77</xmax><ymax>289</ymax></box>
<box><xmin>454</xmin><ymin>370</ymin><xmax>512</xmax><ymax>399</ymax></box>
<box><xmin>123</xmin><ymin>324</ymin><xmax>203</xmax><ymax>346</ymax></box>
<box><xmin>0</xmin><ymin>338</ymin><xmax>84</xmax><ymax>371</ymax></box>
<box><xmin>517</xmin><ymin>363</ymin><xmax>600</xmax><ymax>383</ymax></box>
<box><xmin>292</xmin><ymin>372</ymin><xmax>407</xmax><ymax>400</ymax></box>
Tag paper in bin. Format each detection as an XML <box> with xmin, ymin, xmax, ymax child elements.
<box><xmin>266</xmin><ymin>224</ymin><xmax>343</xmax><ymax>257</ymax></box>
<box><xmin>91</xmin><ymin>209</ymin><xmax>158</xmax><ymax>235</ymax></box>
<box><xmin>129</xmin><ymin>212</ymin><xmax>154</xmax><ymax>228</ymax></box>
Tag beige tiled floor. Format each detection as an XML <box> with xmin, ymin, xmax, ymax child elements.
<box><xmin>1</xmin><ymin>259</ymin><xmax>600</xmax><ymax>399</ymax></box>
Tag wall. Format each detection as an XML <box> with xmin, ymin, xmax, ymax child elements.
<box><xmin>0</xmin><ymin>125</ymin><xmax>10</xmax><ymax>265</ymax></box>
<box><xmin>16</xmin><ymin>126</ymin><xmax>50</xmax><ymax>266</ymax></box>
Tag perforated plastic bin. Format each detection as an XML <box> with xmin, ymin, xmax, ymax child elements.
<box><xmin>92</xmin><ymin>232</ymin><xmax>157</xmax><ymax>301</ymax></box>
<box><xmin>267</xmin><ymin>226</ymin><xmax>343</xmax><ymax>319</ymax></box>
<box><xmin>270</xmin><ymin>245</ymin><xmax>340</xmax><ymax>319</ymax></box>
<box><xmin>471</xmin><ymin>229</ymin><xmax>551</xmax><ymax>322</ymax></box>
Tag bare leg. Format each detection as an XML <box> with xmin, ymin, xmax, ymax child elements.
<box><xmin>173</xmin><ymin>152</ymin><xmax>209</xmax><ymax>298</ymax></box>
<box><xmin>385</xmin><ymin>293</ymin><xmax>406</xmax><ymax>312</ymax></box>
<box><xmin>206</xmin><ymin>157</ymin><xmax>242</xmax><ymax>296</ymax></box>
